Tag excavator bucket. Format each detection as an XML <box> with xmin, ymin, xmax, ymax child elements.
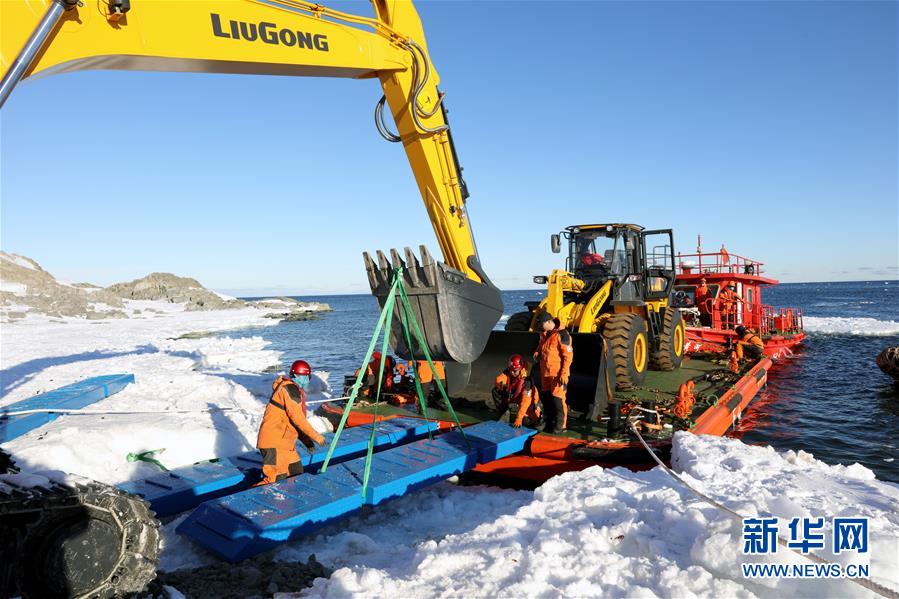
<box><xmin>449</xmin><ymin>331</ymin><xmax>616</xmax><ymax>418</ymax></box>
<box><xmin>364</xmin><ymin>246</ymin><xmax>503</xmax><ymax>364</ymax></box>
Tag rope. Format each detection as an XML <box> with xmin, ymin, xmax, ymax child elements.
<box><xmin>627</xmin><ymin>416</ymin><xmax>899</xmax><ymax>599</ymax></box>
<box><xmin>362</xmin><ymin>289</ymin><xmax>396</xmax><ymax>494</ymax></box>
<box><xmin>398</xmin><ymin>289</ymin><xmax>433</xmax><ymax>441</ymax></box>
<box><xmin>0</xmin><ymin>407</ymin><xmax>239</xmax><ymax>417</ymax></box>
<box><xmin>319</xmin><ymin>276</ymin><xmax>399</xmax><ymax>475</ymax></box>
<box><xmin>319</xmin><ymin>266</ymin><xmax>469</xmax><ymax>499</ymax></box>
<box><xmin>396</xmin><ymin>277</ymin><xmax>468</xmax><ymax>447</ymax></box>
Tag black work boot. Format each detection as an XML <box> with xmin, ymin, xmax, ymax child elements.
<box><xmin>551</xmin><ymin>397</ymin><xmax>566</xmax><ymax>434</ymax></box>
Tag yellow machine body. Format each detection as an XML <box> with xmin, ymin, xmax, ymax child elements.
<box><xmin>1</xmin><ymin>0</ymin><xmax>503</xmax><ymax>363</ymax></box>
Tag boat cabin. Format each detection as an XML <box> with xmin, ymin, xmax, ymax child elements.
<box><xmin>673</xmin><ymin>243</ymin><xmax>803</xmax><ymax>338</ymax></box>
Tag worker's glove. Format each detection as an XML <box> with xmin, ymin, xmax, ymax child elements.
<box><xmin>313</xmin><ymin>434</ymin><xmax>326</xmax><ymax>446</ymax></box>
<box><xmin>512</xmin><ymin>421</ymin><xmax>522</xmax><ymax>429</ymax></box>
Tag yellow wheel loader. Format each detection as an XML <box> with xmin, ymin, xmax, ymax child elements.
<box><xmin>505</xmin><ymin>224</ymin><xmax>685</xmax><ymax>390</ymax></box>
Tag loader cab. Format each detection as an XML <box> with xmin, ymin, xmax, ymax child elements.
<box><xmin>559</xmin><ymin>224</ymin><xmax>675</xmax><ymax>302</ymax></box>
<box><xmin>563</xmin><ymin>225</ymin><xmax>633</xmax><ymax>281</ymax></box>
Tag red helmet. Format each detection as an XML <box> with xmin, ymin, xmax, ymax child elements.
<box><xmin>509</xmin><ymin>354</ymin><xmax>524</xmax><ymax>373</ymax></box>
<box><xmin>289</xmin><ymin>360</ymin><xmax>311</xmax><ymax>376</ymax></box>
<box><xmin>371</xmin><ymin>351</ymin><xmax>382</xmax><ymax>363</ymax></box>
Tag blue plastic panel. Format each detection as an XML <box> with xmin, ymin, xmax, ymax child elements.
<box><xmin>177</xmin><ymin>421</ymin><xmax>536</xmax><ymax>561</ymax></box>
<box><xmin>119</xmin><ymin>417</ymin><xmax>438</xmax><ymax>517</ymax></box>
<box><xmin>0</xmin><ymin>374</ymin><xmax>134</xmax><ymax>443</ymax></box>
<box><xmin>118</xmin><ymin>460</ymin><xmax>251</xmax><ymax>518</ymax></box>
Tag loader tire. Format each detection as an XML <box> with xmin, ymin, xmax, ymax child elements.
<box><xmin>602</xmin><ymin>313</ymin><xmax>648</xmax><ymax>390</ymax></box>
<box><xmin>651</xmin><ymin>308</ymin><xmax>686</xmax><ymax>371</ymax></box>
<box><xmin>505</xmin><ymin>311</ymin><xmax>533</xmax><ymax>332</ymax></box>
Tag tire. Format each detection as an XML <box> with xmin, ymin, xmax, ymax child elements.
<box><xmin>602</xmin><ymin>313</ymin><xmax>649</xmax><ymax>390</ymax></box>
<box><xmin>6</xmin><ymin>482</ymin><xmax>160</xmax><ymax>599</ymax></box>
<box><xmin>504</xmin><ymin>311</ymin><xmax>533</xmax><ymax>332</ymax></box>
<box><xmin>651</xmin><ymin>308</ymin><xmax>686</xmax><ymax>371</ymax></box>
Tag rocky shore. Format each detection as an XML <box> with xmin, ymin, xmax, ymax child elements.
<box><xmin>146</xmin><ymin>554</ymin><xmax>331</xmax><ymax>599</ymax></box>
<box><xmin>0</xmin><ymin>252</ymin><xmax>330</xmax><ymax>322</ymax></box>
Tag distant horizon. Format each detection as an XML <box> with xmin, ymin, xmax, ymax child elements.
<box><xmin>3</xmin><ymin>247</ymin><xmax>895</xmax><ymax>299</ymax></box>
<box><xmin>233</xmin><ymin>278</ymin><xmax>897</xmax><ymax>300</ymax></box>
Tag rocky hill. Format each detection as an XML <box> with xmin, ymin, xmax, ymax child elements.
<box><xmin>0</xmin><ymin>252</ymin><xmax>126</xmax><ymax>319</ymax></box>
<box><xmin>107</xmin><ymin>272</ymin><xmax>244</xmax><ymax>311</ymax></box>
<box><xmin>0</xmin><ymin>252</ymin><xmax>330</xmax><ymax>321</ymax></box>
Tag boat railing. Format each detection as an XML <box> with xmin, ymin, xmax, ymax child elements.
<box><xmin>710</xmin><ymin>303</ymin><xmax>804</xmax><ymax>336</ymax></box>
<box><xmin>677</xmin><ymin>251</ymin><xmax>764</xmax><ymax>276</ymax></box>
<box><xmin>760</xmin><ymin>305</ymin><xmax>804</xmax><ymax>336</ymax></box>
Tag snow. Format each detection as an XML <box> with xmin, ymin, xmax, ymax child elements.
<box><xmin>255</xmin><ymin>298</ymin><xmax>293</xmax><ymax>306</ymax></box>
<box><xmin>1</xmin><ymin>252</ymin><xmax>38</xmax><ymax>270</ymax></box>
<box><xmin>0</xmin><ymin>281</ymin><xmax>27</xmax><ymax>296</ymax></box>
<box><xmin>3</xmin><ymin>303</ymin><xmax>898</xmax><ymax>598</ymax></box>
<box><xmin>1</xmin><ymin>303</ymin><xmax>334</xmax><ymax>485</ymax></box>
<box><xmin>88</xmin><ymin>301</ymin><xmax>120</xmax><ymax>312</ymax></box>
<box><xmin>211</xmin><ymin>290</ymin><xmax>238</xmax><ymax>301</ymax></box>
<box><xmin>803</xmin><ymin>316</ymin><xmax>899</xmax><ymax>336</ymax></box>
<box><xmin>257</xmin><ymin>433</ymin><xmax>896</xmax><ymax>599</ymax></box>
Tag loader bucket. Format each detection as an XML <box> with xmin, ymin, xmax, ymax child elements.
<box><xmin>451</xmin><ymin>331</ymin><xmax>616</xmax><ymax>419</ymax></box>
<box><xmin>364</xmin><ymin>246</ymin><xmax>503</xmax><ymax>364</ymax></box>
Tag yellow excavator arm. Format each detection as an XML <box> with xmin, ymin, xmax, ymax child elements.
<box><xmin>0</xmin><ymin>0</ymin><xmax>502</xmax><ymax>363</ymax></box>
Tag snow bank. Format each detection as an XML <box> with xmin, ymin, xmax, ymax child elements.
<box><xmin>211</xmin><ymin>290</ymin><xmax>239</xmax><ymax>302</ymax></box>
<box><xmin>1</xmin><ymin>303</ymin><xmax>334</xmax><ymax>484</ymax></box>
<box><xmin>1</xmin><ymin>252</ymin><xmax>38</xmax><ymax>271</ymax></box>
<box><xmin>251</xmin><ymin>434</ymin><xmax>897</xmax><ymax>599</ymax></box>
<box><xmin>803</xmin><ymin>316</ymin><xmax>899</xmax><ymax>336</ymax></box>
<box><xmin>0</xmin><ymin>281</ymin><xmax>26</xmax><ymax>296</ymax></box>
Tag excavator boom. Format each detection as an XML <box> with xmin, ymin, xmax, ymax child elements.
<box><xmin>0</xmin><ymin>0</ymin><xmax>502</xmax><ymax>363</ymax></box>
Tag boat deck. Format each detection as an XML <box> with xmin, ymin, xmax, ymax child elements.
<box><xmin>326</xmin><ymin>353</ymin><xmax>747</xmax><ymax>444</ymax></box>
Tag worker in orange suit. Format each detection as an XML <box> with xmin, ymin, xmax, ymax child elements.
<box><xmin>533</xmin><ymin>311</ymin><xmax>573</xmax><ymax>434</ymax></box>
<box><xmin>256</xmin><ymin>360</ymin><xmax>325</xmax><ymax>485</ymax></box>
<box><xmin>735</xmin><ymin>326</ymin><xmax>765</xmax><ymax>361</ymax></box>
<box><xmin>695</xmin><ymin>277</ymin><xmax>712</xmax><ymax>326</ymax></box>
<box><xmin>409</xmin><ymin>359</ymin><xmax>446</xmax><ymax>405</ymax></box>
<box><xmin>354</xmin><ymin>352</ymin><xmax>397</xmax><ymax>398</ymax></box>
<box><xmin>492</xmin><ymin>354</ymin><xmax>542</xmax><ymax>428</ymax></box>
<box><xmin>717</xmin><ymin>281</ymin><xmax>743</xmax><ymax>329</ymax></box>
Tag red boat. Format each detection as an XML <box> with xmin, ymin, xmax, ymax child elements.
<box><xmin>672</xmin><ymin>238</ymin><xmax>805</xmax><ymax>359</ymax></box>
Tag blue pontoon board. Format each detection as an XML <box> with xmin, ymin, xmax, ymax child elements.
<box><xmin>0</xmin><ymin>374</ymin><xmax>135</xmax><ymax>443</ymax></box>
<box><xmin>177</xmin><ymin>421</ymin><xmax>536</xmax><ymax>561</ymax></box>
<box><xmin>119</xmin><ymin>417</ymin><xmax>439</xmax><ymax>517</ymax></box>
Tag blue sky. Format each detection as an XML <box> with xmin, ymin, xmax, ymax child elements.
<box><xmin>2</xmin><ymin>1</ymin><xmax>896</xmax><ymax>295</ymax></box>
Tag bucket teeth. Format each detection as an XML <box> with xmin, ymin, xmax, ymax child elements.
<box><xmin>376</xmin><ymin>250</ymin><xmax>390</xmax><ymax>273</ymax></box>
<box><xmin>404</xmin><ymin>247</ymin><xmax>423</xmax><ymax>288</ymax></box>
<box><xmin>418</xmin><ymin>245</ymin><xmax>436</xmax><ymax>287</ymax></box>
<box><xmin>390</xmin><ymin>248</ymin><xmax>404</xmax><ymax>270</ymax></box>
<box><xmin>365</xmin><ymin>247</ymin><xmax>438</xmax><ymax>292</ymax></box>
<box><xmin>363</xmin><ymin>251</ymin><xmax>379</xmax><ymax>290</ymax></box>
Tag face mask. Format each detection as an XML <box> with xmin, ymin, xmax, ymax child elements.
<box><xmin>292</xmin><ymin>374</ymin><xmax>310</xmax><ymax>389</ymax></box>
